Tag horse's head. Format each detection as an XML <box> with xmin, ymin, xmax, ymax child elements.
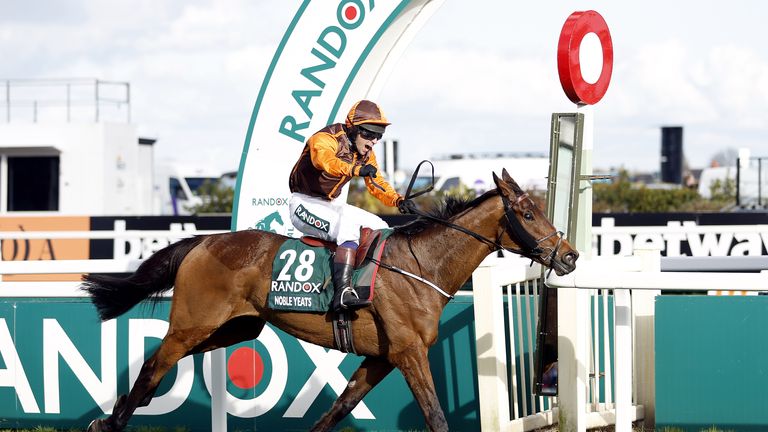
<box><xmin>492</xmin><ymin>168</ymin><xmax>578</xmax><ymax>276</ymax></box>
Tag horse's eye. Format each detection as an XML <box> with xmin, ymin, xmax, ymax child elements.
<box><xmin>524</xmin><ymin>211</ymin><xmax>534</xmax><ymax>221</ymax></box>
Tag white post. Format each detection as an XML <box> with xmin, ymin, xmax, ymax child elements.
<box><xmin>473</xmin><ymin>261</ymin><xmax>511</xmax><ymax>431</ymax></box>
<box><xmin>558</xmin><ymin>104</ymin><xmax>593</xmax><ymax>432</ymax></box>
<box><xmin>557</xmin><ymin>287</ymin><xmax>589</xmax><ymax>432</ymax></box>
<box><xmin>210</xmin><ymin>348</ymin><xmax>227</xmax><ymax>431</ymax></box>
<box><xmin>613</xmin><ymin>288</ymin><xmax>631</xmax><ymax>432</ymax></box>
<box><xmin>632</xmin><ymin>248</ymin><xmax>661</xmax><ymax>426</ymax></box>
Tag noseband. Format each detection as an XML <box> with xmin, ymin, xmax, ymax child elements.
<box><xmin>499</xmin><ymin>192</ymin><xmax>564</xmax><ymax>264</ymax></box>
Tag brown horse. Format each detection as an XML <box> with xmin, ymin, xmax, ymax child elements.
<box><xmin>81</xmin><ymin>169</ymin><xmax>578</xmax><ymax>432</ymax></box>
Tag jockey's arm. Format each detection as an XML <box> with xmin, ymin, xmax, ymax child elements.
<box><xmin>363</xmin><ymin>152</ymin><xmax>402</xmax><ymax>207</ymax></box>
<box><xmin>309</xmin><ymin>132</ymin><xmax>357</xmax><ymax>177</ymax></box>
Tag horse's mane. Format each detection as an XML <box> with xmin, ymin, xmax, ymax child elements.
<box><xmin>393</xmin><ymin>188</ymin><xmax>499</xmax><ymax>236</ymax></box>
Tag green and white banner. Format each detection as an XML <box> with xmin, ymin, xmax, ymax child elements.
<box><xmin>0</xmin><ymin>299</ymin><xmax>480</xmax><ymax>431</ymax></box>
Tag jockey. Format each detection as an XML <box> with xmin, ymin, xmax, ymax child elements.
<box><xmin>289</xmin><ymin>100</ymin><xmax>416</xmax><ymax>312</ymax></box>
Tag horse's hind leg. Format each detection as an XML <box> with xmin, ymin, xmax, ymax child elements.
<box><xmin>87</xmin><ymin>329</ymin><xmax>216</xmax><ymax>432</ymax></box>
<box><xmin>310</xmin><ymin>356</ymin><xmax>394</xmax><ymax>432</ymax></box>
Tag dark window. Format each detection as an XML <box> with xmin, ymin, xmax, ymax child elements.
<box><xmin>440</xmin><ymin>177</ymin><xmax>460</xmax><ymax>191</ymax></box>
<box><xmin>8</xmin><ymin>156</ymin><xmax>59</xmax><ymax>211</ymax></box>
<box><xmin>169</xmin><ymin>177</ymin><xmax>187</xmax><ymax>200</ymax></box>
<box><xmin>185</xmin><ymin>177</ymin><xmax>218</xmax><ymax>196</ymax></box>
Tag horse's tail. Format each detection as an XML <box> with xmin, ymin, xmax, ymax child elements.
<box><xmin>80</xmin><ymin>235</ymin><xmax>206</xmax><ymax>321</ymax></box>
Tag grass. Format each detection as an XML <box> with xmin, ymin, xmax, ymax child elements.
<box><xmin>0</xmin><ymin>427</ymin><xmax>190</xmax><ymax>432</ymax></box>
<box><xmin>535</xmin><ymin>424</ymin><xmax>737</xmax><ymax>432</ymax></box>
<box><xmin>0</xmin><ymin>423</ymin><xmax>743</xmax><ymax>432</ymax></box>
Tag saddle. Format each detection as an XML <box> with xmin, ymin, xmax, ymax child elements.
<box><xmin>301</xmin><ymin>228</ymin><xmax>389</xmax><ymax>354</ymax></box>
<box><xmin>299</xmin><ymin>227</ymin><xmax>382</xmax><ymax>269</ymax></box>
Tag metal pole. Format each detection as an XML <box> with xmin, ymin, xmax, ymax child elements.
<box><xmin>6</xmin><ymin>81</ymin><xmax>10</xmax><ymax>122</ymax></box>
<box><xmin>67</xmin><ymin>83</ymin><xmax>71</xmax><ymax>122</ymax></box>
<box><xmin>736</xmin><ymin>157</ymin><xmax>741</xmax><ymax>207</ymax></box>
<box><xmin>758</xmin><ymin>158</ymin><xmax>763</xmax><ymax>207</ymax></box>
<box><xmin>126</xmin><ymin>82</ymin><xmax>131</xmax><ymax>123</ymax></box>
<box><xmin>95</xmin><ymin>79</ymin><xmax>99</xmax><ymax>122</ymax></box>
<box><xmin>210</xmin><ymin>348</ymin><xmax>227</xmax><ymax>431</ymax></box>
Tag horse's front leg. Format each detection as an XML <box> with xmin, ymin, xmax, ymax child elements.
<box><xmin>391</xmin><ymin>344</ymin><xmax>448</xmax><ymax>432</ymax></box>
<box><xmin>310</xmin><ymin>356</ymin><xmax>395</xmax><ymax>432</ymax></box>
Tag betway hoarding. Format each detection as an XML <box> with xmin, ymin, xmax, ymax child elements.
<box><xmin>593</xmin><ymin>212</ymin><xmax>768</xmax><ymax>257</ymax></box>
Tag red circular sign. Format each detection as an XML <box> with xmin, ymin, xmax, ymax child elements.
<box><xmin>557</xmin><ymin>10</ymin><xmax>613</xmax><ymax>105</ymax></box>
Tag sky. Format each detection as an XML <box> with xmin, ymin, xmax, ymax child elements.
<box><xmin>2</xmin><ymin>0</ymin><xmax>767</xmax><ymax>175</ymax></box>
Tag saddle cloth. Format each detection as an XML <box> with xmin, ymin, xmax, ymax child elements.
<box><xmin>268</xmin><ymin>228</ymin><xmax>393</xmax><ymax>312</ymax></box>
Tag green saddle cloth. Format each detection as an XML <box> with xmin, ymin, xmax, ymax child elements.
<box><xmin>268</xmin><ymin>229</ymin><xmax>393</xmax><ymax>313</ymax></box>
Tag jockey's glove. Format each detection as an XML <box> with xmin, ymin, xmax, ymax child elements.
<box><xmin>397</xmin><ymin>198</ymin><xmax>417</xmax><ymax>214</ymax></box>
<box><xmin>358</xmin><ymin>164</ymin><xmax>378</xmax><ymax>178</ymax></box>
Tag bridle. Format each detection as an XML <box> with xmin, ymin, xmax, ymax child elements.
<box><xmin>498</xmin><ymin>192</ymin><xmax>565</xmax><ymax>265</ymax></box>
<box><xmin>409</xmin><ymin>190</ymin><xmax>564</xmax><ymax>265</ymax></box>
<box><xmin>371</xmin><ymin>189</ymin><xmax>565</xmax><ymax>300</ymax></box>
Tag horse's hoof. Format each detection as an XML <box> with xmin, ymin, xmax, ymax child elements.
<box><xmin>87</xmin><ymin>419</ymin><xmax>107</xmax><ymax>432</ymax></box>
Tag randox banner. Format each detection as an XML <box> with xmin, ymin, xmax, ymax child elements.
<box><xmin>0</xmin><ymin>298</ymin><xmax>480</xmax><ymax>431</ymax></box>
<box><xmin>231</xmin><ymin>0</ymin><xmax>444</xmax><ymax>234</ymax></box>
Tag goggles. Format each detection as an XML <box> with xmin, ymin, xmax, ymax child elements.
<box><xmin>358</xmin><ymin>127</ymin><xmax>383</xmax><ymax>141</ymax></box>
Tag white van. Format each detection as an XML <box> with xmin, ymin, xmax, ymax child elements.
<box><xmin>154</xmin><ymin>163</ymin><xmax>221</xmax><ymax>215</ymax></box>
<box><xmin>406</xmin><ymin>153</ymin><xmax>550</xmax><ymax>194</ymax></box>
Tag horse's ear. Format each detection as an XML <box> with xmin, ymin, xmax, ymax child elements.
<box><xmin>492</xmin><ymin>171</ymin><xmax>502</xmax><ymax>188</ymax></box>
<box><xmin>501</xmin><ymin>168</ymin><xmax>525</xmax><ymax>195</ymax></box>
<box><xmin>493</xmin><ymin>171</ymin><xmax>514</xmax><ymax>197</ymax></box>
<box><xmin>501</xmin><ymin>168</ymin><xmax>524</xmax><ymax>194</ymax></box>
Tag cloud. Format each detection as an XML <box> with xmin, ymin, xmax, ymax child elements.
<box><xmin>4</xmin><ymin>1</ymin><xmax>767</xmax><ymax>175</ymax></box>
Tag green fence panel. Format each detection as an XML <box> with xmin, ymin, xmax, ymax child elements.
<box><xmin>656</xmin><ymin>295</ymin><xmax>768</xmax><ymax>432</ymax></box>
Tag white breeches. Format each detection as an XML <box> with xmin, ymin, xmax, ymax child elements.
<box><xmin>289</xmin><ymin>193</ymin><xmax>388</xmax><ymax>245</ymax></box>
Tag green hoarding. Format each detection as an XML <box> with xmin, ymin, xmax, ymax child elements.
<box><xmin>656</xmin><ymin>296</ymin><xmax>768</xmax><ymax>432</ymax></box>
<box><xmin>0</xmin><ymin>296</ymin><xmax>481</xmax><ymax>431</ymax></box>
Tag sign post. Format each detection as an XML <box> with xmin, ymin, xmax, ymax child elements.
<box><xmin>552</xmin><ymin>10</ymin><xmax>613</xmax><ymax>432</ymax></box>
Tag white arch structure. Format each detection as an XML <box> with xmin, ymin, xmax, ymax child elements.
<box><xmin>232</xmin><ymin>0</ymin><xmax>444</xmax><ymax>232</ymax></box>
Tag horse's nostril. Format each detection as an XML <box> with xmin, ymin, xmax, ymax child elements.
<box><xmin>563</xmin><ymin>251</ymin><xmax>578</xmax><ymax>266</ymax></box>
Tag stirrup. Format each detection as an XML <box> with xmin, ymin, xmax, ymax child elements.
<box><xmin>339</xmin><ymin>286</ymin><xmax>371</xmax><ymax>309</ymax></box>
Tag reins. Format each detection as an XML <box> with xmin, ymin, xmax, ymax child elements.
<box><xmin>411</xmin><ymin>191</ymin><xmax>562</xmax><ymax>261</ymax></box>
<box><xmin>370</xmin><ymin>190</ymin><xmax>564</xmax><ymax>299</ymax></box>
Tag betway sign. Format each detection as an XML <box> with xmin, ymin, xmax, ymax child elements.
<box><xmin>594</xmin><ymin>217</ymin><xmax>768</xmax><ymax>256</ymax></box>
<box><xmin>0</xmin><ymin>299</ymin><xmax>478</xmax><ymax>430</ymax></box>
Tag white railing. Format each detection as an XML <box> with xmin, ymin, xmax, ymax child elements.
<box><xmin>473</xmin><ymin>254</ymin><xmax>641</xmax><ymax>432</ymax></box>
<box><xmin>474</xmin><ymin>249</ymin><xmax>768</xmax><ymax>432</ymax></box>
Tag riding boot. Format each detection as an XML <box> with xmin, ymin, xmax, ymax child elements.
<box><xmin>331</xmin><ymin>245</ymin><xmax>371</xmax><ymax>312</ymax></box>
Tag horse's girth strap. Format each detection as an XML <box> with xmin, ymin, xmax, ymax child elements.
<box><xmin>332</xmin><ymin>312</ymin><xmax>356</xmax><ymax>354</ymax></box>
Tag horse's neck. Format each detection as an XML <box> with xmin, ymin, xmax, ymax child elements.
<box><xmin>414</xmin><ymin>199</ymin><xmax>502</xmax><ymax>297</ymax></box>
